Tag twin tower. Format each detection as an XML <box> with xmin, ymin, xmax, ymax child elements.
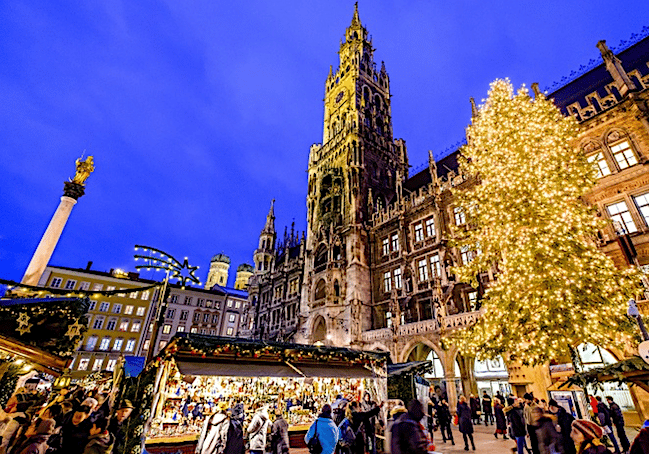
<box><xmin>248</xmin><ymin>5</ymin><xmax>409</xmax><ymax>346</ymax></box>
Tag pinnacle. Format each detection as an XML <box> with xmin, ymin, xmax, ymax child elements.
<box><xmin>351</xmin><ymin>2</ymin><xmax>361</xmax><ymax>27</ymax></box>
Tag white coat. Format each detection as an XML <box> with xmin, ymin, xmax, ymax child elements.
<box><xmin>197</xmin><ymin>412</ymin><xmax>230</xmax><ymax>454</ymax></box>
<box><xmin>247</xmin><ymin>409</ymin><xmax>270</xmax><ymax>451</ymax></box>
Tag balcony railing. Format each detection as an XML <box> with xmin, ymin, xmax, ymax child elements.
<box><xmin>362</xmin><ymin>310</ymin><xmax>483</xmax><ymax>341</ymax></box>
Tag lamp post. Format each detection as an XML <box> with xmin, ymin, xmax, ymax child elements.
<box><xmin>134</xmin><ymin>245</ymin><xmax>201</xmax><ymax>363</ymax></box>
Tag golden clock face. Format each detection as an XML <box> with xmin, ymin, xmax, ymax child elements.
<box><xmin>335</xmin><ymin>90</ymin><xmax>344</xmax><ymax>103</ymax></box>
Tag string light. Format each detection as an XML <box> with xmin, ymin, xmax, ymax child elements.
<box><xmin>451</xmin><ymin>79</ymin><xmax>641</xmax><ymax>366</ymax></box>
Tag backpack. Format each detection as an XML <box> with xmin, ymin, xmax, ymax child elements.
<box><xmin>307</xmin><ymin>420</ymin><xmax>323</xmax><ymax>454</ymax></box>
<box><xmin>338</xmin><ymin>418</ymin><xmax>357</xmax><ymax>448</ymax></box>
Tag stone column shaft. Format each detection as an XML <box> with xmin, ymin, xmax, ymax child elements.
<box><xmin>22</xmin><ymin>196</ymin><xmax>78</xmax><ymax>286</ymax></box>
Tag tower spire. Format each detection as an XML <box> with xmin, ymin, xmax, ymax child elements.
<box><xmin>351</xmin><ymin>2</ymin><xmax>361</xmax><ymax>26</ymax></box>
<box><xmin>263</xmin><ymin>199</ymin><xmax>275</xmax><ymax>233</ymax></box>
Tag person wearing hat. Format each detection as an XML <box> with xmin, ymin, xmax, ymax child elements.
<box><xmin>13</xmin><ymin>417</ymin><xmax>55</xmax><ymax>454</ymax></box>
<box><xmin>571</xmin><ymin>419</ymin><xmax>613</xmax><ymax>454</ymax></box>
<box><xmin>629</xmin><ymin>420</ymin><xmax>649</xmax><ymax>454</ymax></box>
<box><xmin>108</xmin><ymin>400</ymin><xmax>134</xmax><ymax>454</ymax></box>
<box><xmin>82</xmin><ymin>417</ymin><xmax>114</xmax><ymax>454</ymax></box>
<box><xmin>197</xmin><ymin>401</ymin><xmax>230</xmax><ymax>454</ymax></box>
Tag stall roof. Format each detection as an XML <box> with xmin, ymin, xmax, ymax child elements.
<box><xmin>163</xmin><ymin>333</ymin><xmax>389</xmax><ymax>379</ymax></box>
<box><xmin>562</xmin><ymin>356</ymin><xmax>649</xmax><ymax>392</ymax></box>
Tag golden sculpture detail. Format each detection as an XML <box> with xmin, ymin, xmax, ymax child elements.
<box><xmin>71</xmin><ymin>156</ymin><xmax>95</xmax><ymax>185</ymax></box>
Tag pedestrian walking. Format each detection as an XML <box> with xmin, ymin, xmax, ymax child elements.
<box><xmin>390</xmin><ymin>400</ymin><xmax>428</xmax><ymax>454</ymax></box>
<box><xmin>549</xmin><ymin>399</ymin><xmax>576</xmax><ymax>454</ymax></box>
<box><xmin>606</xmin><ymin>397</ymin><xmax>630</xmax><ymax>454</ymax></box>
<box><xmin>248</xmin><ymin>404</ymin><xmax>271</xmax><ymax>454</ymax></box>
<box><xmin>505</xmin><ymin>398</ymin><xmax>528</xmax><ymax>454</ymax></box>
<box><xmin>595</xmin><ymin>397</ymin><xmax>621</xmax><ymax>454</ymax></box>
<box><xmin>457</xmin><ymin>396</ymin><xmax>476</xmax><ymax>451</ymax></box>
<box><xmin>436</xmin><ymin>400</ymin><xmax>454</xmax><ymax>445</ymax></box>
<box><xmin>270</xmin><ymin>409</ymin><xmax>289</xmax><ymax>454</ymax></box>
<box><xmin>361</xmin><ymin>392</ymin><xmax>377</xmax><ymax>454</ymax></box>
<box><xmin>494</xmin><ymin>398</ymin><xmax>508</xmax><ymax>439</ymax></box>
<box><xmin>534</xmin><ymin>407</ymin><xmax>563</xmax><ymax>454</ymax></box>
<box><xmin>483</xmin><ymin>392</ymin><xmax>494</xmax><ymax>426</ymax></box>
<box><xmin>469</xmin><ymin>394</ymin><xmax>481</xmax><ymax>425</ymax></box>
<box><xmin>305</xmin><ymin>404</ymin><xmax>339</xmax><ymax>454</ymax></box>
<box><xmin>570</xmin><ymin>419</ymin><xmax>613</xmax><ymax>454</ymax></box>
<box><xmin>524</xmin><ymin>393</ymin><xmax>541</xmax><ymax>454</ymax></box>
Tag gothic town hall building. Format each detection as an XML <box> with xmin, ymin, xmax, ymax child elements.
<box><xmin>241</xmin><ymin>6</ymin><xmax>649</xmax><ymax>418</ymax></box>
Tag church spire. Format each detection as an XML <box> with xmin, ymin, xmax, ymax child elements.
<box><xmin>263</xmin><ymin>199</ymin><xmax>275</xmax><ymax>234</ymax></box>
<box><xmin>351</xmin><ymin>2</ymin><xmax>361</xmax><ymax>27</ymax></box>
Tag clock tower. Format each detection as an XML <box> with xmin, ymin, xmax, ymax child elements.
<box><xmin>296</xmin><ymin>4</ymin><xmax>408</xmax><ymax>347</ymax></box>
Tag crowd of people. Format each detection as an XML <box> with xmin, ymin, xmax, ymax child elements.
<box><xmin>0</xmin><ymin>379</ymin><xmax>133</xmax><ymax>454</ymax></box>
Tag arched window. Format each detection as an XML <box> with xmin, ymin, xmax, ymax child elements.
<box><xmin>374</xmin><ymin>94</ymin><xmax>382</xmax><ymax>110</ymax></box>
<box><xmin>606</xmin><ymin>130</ymin><xmax>638</xmax><ymax>170</ymax></box>
<box><xmin>583</xmin><ymin>140</ymin><xmax>610</xmax><ymax>178</ymax></box>
<box><xmin>333</xmin><ymin>280</ymin><xmax>340</xmax><ymax>297</ymax></box>
<box><xmin>424</xmin><ymin>350</ymin><xmax>445</xmax><ymax>379</ymax></box>
<box><xmin>314</xmin><ymin>245</ymin><xmax>328</xmax><ymax>269</ymax></box>
<box><xmin>314</xmin><ymin>279</ymin><xmax>326</xmax><ymax>300</ymax></box>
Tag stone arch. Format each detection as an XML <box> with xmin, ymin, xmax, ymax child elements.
<box><xmin>365</xmin><ymin>342</ymin><xmax>395</xmax><ymax>361</ymax></box>
<box><xmin>399</xmin><ymin>337</ymin><xmax>442</xmax><ymax>363</ymax></box>
<box><xmin>312</xmin><ymin>315</ymin><xmax>327</xmax><ymax>343</ymax></box>
<box><xmin>313</xmin><ymin>278</ymin><xmax>326</xmax><ymax>301</ymax></box>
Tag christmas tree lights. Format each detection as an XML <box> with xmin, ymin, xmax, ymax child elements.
<box><xmin>452</xmin><ymin>79</ymin><xmax>641</xmax><ymax>366</ymax></box>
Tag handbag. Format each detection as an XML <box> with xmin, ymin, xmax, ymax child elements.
<box><xmin>453</xmin><ymin>414</ymin><xmax>459</xmax><ymax>426</ymax></box>
<box><xmin>307</xmin><ymin>420</ymin><xmax>323</xmax><ymax>454</ymax></box>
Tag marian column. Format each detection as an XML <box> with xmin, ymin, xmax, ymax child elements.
<box><xmin>21</xmin><ymin>156</ymin><xmax>95</xmax><ymax>286</ymax></box>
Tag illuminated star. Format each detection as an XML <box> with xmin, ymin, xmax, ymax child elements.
<box><xmin>171</xmin><ymin>258</ymin><xmax>201</xmax><ymax>287</ymax></box>
<box><xmin>65</xmin><ymin>319</ymin><xmax>84</xmax><ymax>339</ymax></box>
<box><xmin>17</xmin><ymin>312</ymin><xmax>30</xmax><ymax>327</ymax></box>
<box><xmin>16</xmin><ymin>323</ymin><xmax>32</xmax><ymax>336</ymax></box>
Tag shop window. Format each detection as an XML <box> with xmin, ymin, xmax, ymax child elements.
<box><xmin>50</xmin><ymin>278</ymin><xmax>62</xmax><ymax>288</ymax></box>
<box><xmin>610</xmin><ymin>141</ymin><xmax>637</xmax><ymax>170</ymax></box>
<box><xmin>383</xmin><ymin>271</ymin><xmax>392</xmax><ymax>293</ymax></box>
<box><xmin>414</xmin><ymin>223</ymin><xmax>424</xmax><ymax>242</ymax></box>
<box><xmin>607</xmin><ymin>201</ymin><xmax>637</xmax><ymax>234</ymax></box>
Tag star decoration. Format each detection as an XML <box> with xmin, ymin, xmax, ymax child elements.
<box><xmin>171</xmin><ymin>258</ymin><xmax>200</xmax><ymax>287</ymax></box>
<box><xmin>16</xmin><ymin>322</ymin><xmax>32</xmax><ymax>336</ymax></box>
<box><xmin>16</xmin><ymin>312</ymin><xmax>30</xmax><ymax>327</ymax></box>
<box><xmin>134</xmin><ymin>245</ymin><xmax>201</xmax><ymax>287</ymax></box>
<box><xmin>65</xmin><ymin>319</ymin><xmax>84</xmax><ymax>339</ymax></box>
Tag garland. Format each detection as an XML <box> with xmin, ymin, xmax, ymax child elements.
<box><xmin>0</xmin><ymin>278</ymin><xmax>161</xmax><ymax>298</ymax></box>
<box><xmin>563</xmin><ymin>356</ymin><xmax>649</xmax><ymax>390</ymax></box>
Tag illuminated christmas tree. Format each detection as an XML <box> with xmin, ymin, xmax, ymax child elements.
<box><xmin>452</xmin><ymin>79</ymin><xmax>640</xmax><ymax>366</ymax></box>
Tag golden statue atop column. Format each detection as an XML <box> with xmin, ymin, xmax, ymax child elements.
<box><xmin>71</xmin><ymin>156</ymin><xmax>95</xmax><ymax>185</ymax></box>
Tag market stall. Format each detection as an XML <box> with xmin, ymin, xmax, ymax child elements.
<box><xmin>136</xmin><ymin>334</ymin><xmax>389</xmax><ymax>453</ymax></box>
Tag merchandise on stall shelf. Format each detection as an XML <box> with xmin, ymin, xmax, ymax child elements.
<box><xmin>148</xmin><ymin>372</ymin><xmax>384</xmax><ymax>440</ymax></box>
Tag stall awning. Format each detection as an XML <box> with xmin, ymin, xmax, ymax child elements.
<box><xmin>176</xmin><ymin>359</ymin><xmax>382</xmax><ymax>379</ymax></box>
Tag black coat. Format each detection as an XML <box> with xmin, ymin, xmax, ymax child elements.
<box><xmin>436</xmin><ymin>402</ymin><xmax>451</xmax><ymax>425</ymax></box>
<box><xmin>482</xmin><ymin>395</ymin><xmax>493</xmax><ymax>414</ymax></box>
<box><xmin>554</xmin><ymin>406</ymin><xmax>576</xmax><ymax>454</ymax></box>
<box><xmin>608</xmin><ymin>402</ymin><xmax>624</xmax><ymax>426</ymax></box>
<box><xmin>536</xmin><ymin>416</ymin><xmax>563</xmax><ymax>454</ymax></box>
<box><xmin>494</xmin><ymin>403</ymin><xmax>507</xmax><ymax>431</ymax></box>
<box><xmin>350</xmin><ymin>406</ymin><xmax>381</xmax><ymax>454</ymax></box>
<box><xmin>457</xmin><ymin>402</ymin><xmax>473</xmax><ymax>434</ymax></box>
<box><xmin>596</xmin><ymin>402</ymin><xmax>612</xmax><ymax>427</ymax></box>
<box><xmin>59</xmin><ymin>416</ymin><xmax>91</xmax><ymax>454</ymax></box>
<box><xmin>469</xmin><ymin>397</ymin><xmax>480</xmax><ymax>417</ymax></box>
<box><xmin>506</xmin><ymin>405</ymin><xmax>527</xmax><ymax>438</ymax></box>
<box><xmin>390</xmin><ymin>413</ymin><xmax>428</xmax><ymax>454</ymax></box>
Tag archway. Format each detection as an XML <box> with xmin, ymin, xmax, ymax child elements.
<box><xmin>474</xmin><ymin>356</ymin><xmax>511</xmax><ymax>397</ymax></box>
<box><xmin>312</xmin><ymin>316</ymin><xmax>326</xmax><ymax>343</ymax></box>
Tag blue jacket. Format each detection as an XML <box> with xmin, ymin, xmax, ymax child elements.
<box><xmin>305</xmin><ymin>417</ymin><xmax>339</xmax><ymax>454</ymax></box>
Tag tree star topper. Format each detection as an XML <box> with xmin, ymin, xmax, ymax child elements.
<box><xmin>134</xmin><ymin>245</ymin><xmax>201</xmax><ymax>287</ymax></box>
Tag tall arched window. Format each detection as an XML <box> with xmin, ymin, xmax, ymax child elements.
<box><xmin>314</xmin><ymin>279</ymin><xmax>326</xmax><ymax>300</ymax></box>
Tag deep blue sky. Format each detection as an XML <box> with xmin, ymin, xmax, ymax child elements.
<box><xmin>1</xmin><ymin>1</ymin><xmax>647</xmax><ymax>287</ymax></box>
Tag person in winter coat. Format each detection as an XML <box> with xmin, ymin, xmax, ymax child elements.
<box><xmin>305</xmin><ymin>404</ymin><xmax>339</xmax><ymax>454</ymax></box>
<box><xmin>534</xmin><ymin>408</ymin><xmax>563</xmax><ymax>454</ymax></box>
<box><xmin>57</xmin><ymin>404</ymin><xmax>93</xmax><ymax>454</ymax></box>
<box><xmin>108</xmin><ymin>400</ymin><xmax>133</xmax><ymax>454</ymax></box>
<box><xmin>469</xmin><ymin>394</ymin><xmax>481</xmax><ymax>425</ymax></box>
<box><xmin>435</xmin><ymin>399</ymin><xmax>454</xmax><ymax>445</ymax></box>
<box><xmin>0</xmin><ymin>401</ymin><xmax>31</xmax><ymax>454</ymax></box>
<box><xmin>14</xmin><ymin>418</ymin><xmax>54</xmax><ymax>454</ymax></box>
<box><xmin>549</xmin><ymin>399</ymin><xmax>576</xmax><ymax>454</ymax></box>
<box><xmin>270</xmin><ymin>409</ymin><xmax>289</xmax><ymax>454</ymax></box>
<box><xmin>345</xmin><ymin>400</ymin><xmax>383</xmax><ymax>454</ymax></box>
<box><xmin>606</xmin><ymin>397</ymin><xmax>630</xmax><ymax>453</ymax></box>
<box><xmin>361</xmin><ymin>392</ymin><xmax>377</xmax><ymax>454</ymax></box>
<box><xmin>483</xmin><ymin>392</ymin><xmax>494</xmax><ymax>426</ymax></box>
<box><xmin>505</xmin><ymin>399</ymin><xmax>528</xmax><ymax>454</ymax></box>
<box><xmin>570</xmin><ymin>419</ymin><xmax>613</xmax><ymax>454</ymax></box>
<box><xmin>595</xmin><ymin>397</ymin><xmax>620</xmax><ymax>454</ymax></box>
<box><xmin>197</xmin><ymin>402</ymin><xmax>230</xmax><ymax>454</ymax></box>
<box><xmin>390</xmin><ymin>400</ymin><xmax>428</xmax><ymax>454</ymax></box>
<box><xmin>223</xmin><ymin>410</ymin><xmax>245</xmax><ymax>454</ymax></box>
<box><xmin>525</xmin><ymin>393</ymin><xmax>541</xmax><ymax>454</ymax></box>
<box><xmin>457</xmin><ymin>396</ymin><xmax>475</xmax><ymax>451</ymax></box>
<box><xmin>82</xmin><ymin>418</ymin><xmax>114</xmax><ymax>454</ymax></box>
<box><xmin>494</xmin><ymin>398</ymin><xmax>508</xmax><ymax>439</ymax></box>
<box><xmin>630</xmin><ymin>420</ymin><xmax>649</xmax><ymax>454</ymax></box>
<box><xmin>248</xmin><ymin>404</ymin><xmax>271</xmax><ymax>454</ymax></box>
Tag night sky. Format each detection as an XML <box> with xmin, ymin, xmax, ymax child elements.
<box><xmin>1</xmin><ymin>1</ymin><xmax>647</xmax><ymax>287</ymax></box>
